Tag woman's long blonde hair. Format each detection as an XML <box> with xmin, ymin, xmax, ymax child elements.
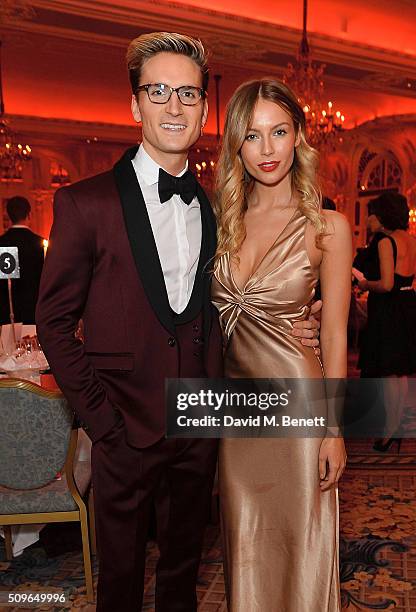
<box><xmin>213</xmin><ymin>79</ymin><xmax>326</xmax><ymax>267</ymax></box>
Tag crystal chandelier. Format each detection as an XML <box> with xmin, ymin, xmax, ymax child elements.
<box><xmin>0</xmin><ymin>41</ymin><xmax>32</xmax><ymax>181</ymax></box>
<box><xmin>283</xmin><ymin>0</ymin><xmax>345</xmax><ymax>150</ymax></box>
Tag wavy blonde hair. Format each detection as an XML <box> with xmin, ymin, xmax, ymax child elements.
<box><xmin>213</xmin><ymin>79</ymin><xmax>326</xmax><ymax>267</ymax></box>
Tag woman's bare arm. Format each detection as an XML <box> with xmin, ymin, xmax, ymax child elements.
<box><xmin>320</xmin><ymin>211</ymin><xmax>352</xmax><ymax>378</ymax></box>
<box><xmin>318</xmin><ymin>210</ymin><xmax>352</xmax><ymax>490</ymax></box>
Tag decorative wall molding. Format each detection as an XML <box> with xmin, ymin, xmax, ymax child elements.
<box><xmin>3</xmin><ymin>0</ymin><xmax>415</xmax><ymax>98</ymax></box>
<box><xmin>5</xmin><ymin>114</ymin><xmax>138</xmax><ymax>143</ymax></box>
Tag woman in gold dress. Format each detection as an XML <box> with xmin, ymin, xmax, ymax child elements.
<box><xmin>211</xmin><ymin>80</ymin><xmax>352</xmax><ymax>611</ymax></box>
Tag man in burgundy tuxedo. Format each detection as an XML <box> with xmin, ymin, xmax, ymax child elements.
<box><xmin>36</xmin><ymin>33</ymin><xmax>221</xmax><ymax>612</ymax></box>
<box><xmin>37</xmin><ymin>32</ymin><xmax>319</xmax><ymax>612</ymax></box>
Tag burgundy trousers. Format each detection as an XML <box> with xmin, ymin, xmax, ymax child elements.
<box><xmin>91</xmin><ymin>420</ymin><xmax>218</xmax><ymax>612</ymax></box>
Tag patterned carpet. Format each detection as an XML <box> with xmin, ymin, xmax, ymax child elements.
<box><xmin>1</xmin><ymin>355</ymin><xmax>416</xmax><ymax>611</ymax></box>
<box><xmin>1</xmin><ymin>439</ymin><xmax>416</xmax><ymax>612</ymax></box>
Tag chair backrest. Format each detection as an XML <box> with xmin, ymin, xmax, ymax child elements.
<box><xmin>0</xmin><ymin>379</ymin><xmax>73</xmax><ymax>489</ymax></box>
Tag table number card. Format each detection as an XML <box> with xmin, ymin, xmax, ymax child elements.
<box><xmin>0</xmin><ymin>246</ymin><xmax>20</xmax><ymax>279</ymax></box>
<box><xmin>0</xmin><ymin>246</ymin><xmax>21</xmax><ymax>350</ymax></box>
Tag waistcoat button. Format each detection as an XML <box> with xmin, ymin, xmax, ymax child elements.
<box><xmin>168</xmin><ymin>337</ymin><xmax>176</xmax><ymax>347</ymax></box>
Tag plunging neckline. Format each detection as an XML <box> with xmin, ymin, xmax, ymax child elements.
<box><xmin>229</xmin><ymin>207</ymin><xmax>299</xmax><ymax>294</ymax></box>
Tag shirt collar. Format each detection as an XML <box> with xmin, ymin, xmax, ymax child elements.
<box><xmin>11</xmin><ymin>224</ymin><xmax>30</xmax><ymax>229</ymax></box>
<box><xmin>132</xmin><ymin>143</ymin><xmax>188</xmax><ymax>186</ymax></box>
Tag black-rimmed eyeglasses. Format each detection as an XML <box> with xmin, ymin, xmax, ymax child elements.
<box><xmin>136</xmin><ymin>83</ymin><xmax>206</xmax><ymax>106</ymax></box>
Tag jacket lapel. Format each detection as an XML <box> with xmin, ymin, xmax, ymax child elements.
<box><xmin>113</xmin><ymin>147</ymin><xmax>218</xmax><ymax>340</ymax></box>
<box><xmin>196</xmin><ymin>184</ymin><xmax>217</xmax><ymax>342</ymax></box>
<box><xmin>113</xmin><ymin>146</ymin><xmax>175</xmax><ymax>335</ymax></box>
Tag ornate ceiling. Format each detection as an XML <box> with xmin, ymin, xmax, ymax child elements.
<box><xmin>1</xmin><ymin>0</ymin><xmax>415</xmax><ymax>135</ymax></box>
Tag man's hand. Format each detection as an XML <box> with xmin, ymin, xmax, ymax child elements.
<box><xmin>318</xmin><ymin>437</ymin><xmax>347</xmax><ymax>491</ymax></box>
<box><xmin>291</xmin><ymin>299</ymin><xmax>322</xmax><ymax>349</ymax></box>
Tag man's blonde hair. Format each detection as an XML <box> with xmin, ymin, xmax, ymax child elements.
<box><xmin>126</xmin><ymin>32</ymin><xmax>209</xmax><ymax>96</ymax></box>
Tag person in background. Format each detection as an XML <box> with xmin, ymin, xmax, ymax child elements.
<box><xmin>322</xmin><ymin>195</ymin><xmax>336</xmax><ymax>211</ymax></box>
<box><xmin>358</xmin><ymin>192</ymin><xmax>416</xmax><ymax>451</ymax></box>
<box><xmin>0</xmin><ymin>196</ymin><xmax>44</xmax><ymax>324</ymax></box>
<box><xmin>353</xmin><ymin>199</ymin><xmax>381</xmax><ymax>277</ymax></box>
<box><xmin>313</xmin><ymin>196</ymin><xmax>336</xmax><ymax>301</ymax></box>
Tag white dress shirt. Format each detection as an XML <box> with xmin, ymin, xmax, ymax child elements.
<box><xmin>131</xmin><ymin>144</ymin><xmax>201</xmax><ymax>314</ymax></box>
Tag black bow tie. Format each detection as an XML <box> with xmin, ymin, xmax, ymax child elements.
<box><xmin>158</xmin><ymin>167</ymin><xmax>197</xmax><ymax>205</ymax></box>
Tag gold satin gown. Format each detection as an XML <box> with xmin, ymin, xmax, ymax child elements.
<box><xmin>212</xmin><ymin>209</ymin><xmax>341</xmax><ymax>612</ymax></box>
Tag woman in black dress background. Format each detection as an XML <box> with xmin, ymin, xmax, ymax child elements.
<box><xmin>358</xmin><ymin>193</ymin><xmax>416</xmax><ymax>451</ymax></box>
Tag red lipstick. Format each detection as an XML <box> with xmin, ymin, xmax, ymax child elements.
<box><xmin>257</xmin><ymin>161</ymin><xmax>280</xmax><ymax>172</ymax></box>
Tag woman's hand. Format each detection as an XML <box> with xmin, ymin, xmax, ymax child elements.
<box><xmin>319</xmin><ymin>437</ymin><xmax>347</xmax><ymax>491</ymax></box>
<box><xmin>358</xmin><ymin>278</ymin><xmax>369</xmax><ymax>291</ymax></box>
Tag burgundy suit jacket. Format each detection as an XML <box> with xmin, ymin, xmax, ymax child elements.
<box><xmin>36</xmin><ymin>146</ymin><xmax>223</xmax><ymax>447</ymax></box>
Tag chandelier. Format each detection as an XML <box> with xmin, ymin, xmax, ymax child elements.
<box><xmin>409</xmin><ymin>208</ymin><xmax>416</xmax><ymax>236</ymax></box>
<box><xmin>0</xmin><ymin>41</ymin><xmax>32</xmax><ymax>181</ymax></box>
<box><xmin>283</xmin><ymin>0</ymin><xmax>345</xmax><ymax>150</ymax></box>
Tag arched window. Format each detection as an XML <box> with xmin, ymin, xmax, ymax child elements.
<box><xmin>354</xmin><ymin>150</ymin><xmax>403</xmax><ymax>246</ymax></box>
<box><xmin>366</xmin><ymin>157</ymin><xmax>402</xmax><ymax>191</ymax></box>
